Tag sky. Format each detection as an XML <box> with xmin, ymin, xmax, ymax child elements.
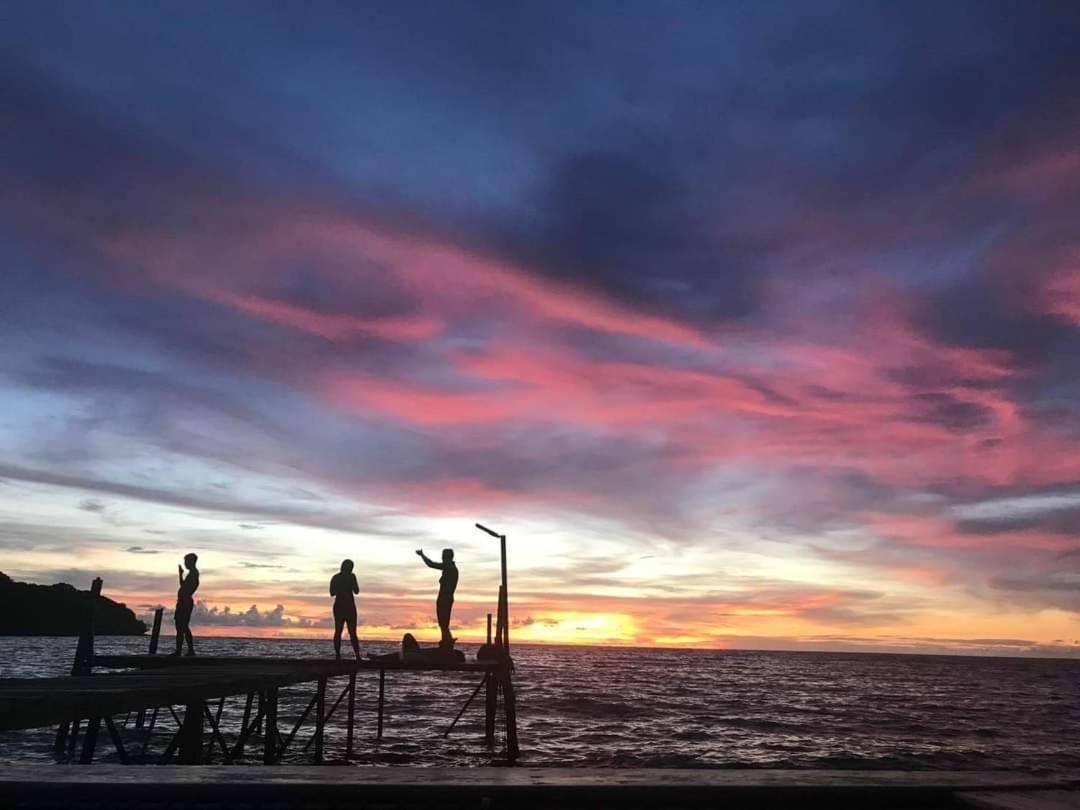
<box><xmin>2</xmin><ymin>2</ymin><xmax>1080</xmax><ymax>656</ymax></box>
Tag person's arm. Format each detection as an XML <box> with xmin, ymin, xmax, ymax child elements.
<box><xmin>329</xmin><ymin>576</ymin><xmax>336</xmax><ymax>597</ymax></box>
<box><xmin>352</xmin><ymin>574</ymin><xmax>359</xmax><ymax>594</ymax></box>
<box><xmin>416</xmin><ymin>550</ymin><xmax>444</xmax><ymax>570</ymax></box>
<box><xmin>178</xmin><ymin>564</ymin><xmax>184</xmax><ymax>586</ymax></box>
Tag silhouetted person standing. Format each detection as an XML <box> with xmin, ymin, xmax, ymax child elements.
<box><xmin>416</xmin><ymin>548</ymin><xmax>458</xmax><ymax>647</ymax></box>
<box><xmin>330</xmin><ymin>559</ymin><xmax>361</xmax><ymax>660</ymax></box>
<box><xmin>172</xmin><ymin>553</ymin><xmax>199</xmax><ymax>656</ymax></box>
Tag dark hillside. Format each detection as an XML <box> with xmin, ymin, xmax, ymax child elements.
<box><xmin>0</xmin><ymin>572</ymin><xmax>146</xmax><ymax>636</ymax></box>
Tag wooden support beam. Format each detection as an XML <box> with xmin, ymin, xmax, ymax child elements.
<box><xmin>376</xmin><ymin>668</ymin><xmax>386</xmax><ymax>740</ymax></box>
<box><xmin>157</xmin><ymin>726</ymin><xmax>182</xmax><ymax>764</ymax></box>
<box><xmin>139</xmin><ymin>708</ymin><xmax>159</xmax><ymax>761</ymax></box>
<box><xmin>229</xmin><ymin>704</ymin><xmax>266</xmax><ymax>761</ymax></box>
<box><xmin>66</xmin><ymin>718</ymin><xmax>81</xmax><ymax>757</ymax></box>
<box><xmin>301</xmin><ymin>681</ymin><xmax>349</xmax><ymax>756</ymax></box>
<box><xmin>167</xmin><ymin>705</ymin><xmax>184</xmax><ymax>728</ymax></box>
<box><xmin>263</xmin><ymin>688</ymin><xmax>279</xmax><ymax>765</ymax></box>
<box><xmin>202</xmin><ymin>702</ymin><xmax>233</xmax><ymax>764</ymax></box>
<box><xmin>494</xmin><ymin>586</ymin><xmax>505</xmax><ymax>653</ymax></box>
<box><xmin>52</xmin><ymin>714</ymin><xmax>70</xmax><ymax>755</ymax></box>
<box><xmin>236</xmin><ymin>692</ymin><xmax>254</xmax><ymax>758</ymax></box>
<box><xmin>345</xmin><ymin>671</ymin><xmax>356</xmax><ymax>761</ymax></box>
<box><xmin>444</xmin><ymin>674</ymin><xmax>488</xmax><ymax>738</ymax></box>
<box><xmin>501</xmin><ymin>665</ymin><xmax>520</xmax><ymax>762</ymax></box>
<box><xmin>79</xmin><ymin>717</ymin><xmax>101</xmax><ymax>764</ymax></box>
<box><xmin>276</xmin><ymin>693</ymin><xmax>318</xmax><ymax>759</ymax></box>
<box><xmin>314</xmin><ymin>677</ymin><xmax>326</xmax><ymax>764</ymax></box>
<box><xmin>103</xmin><ymin>716</ymin><xmax>129</xmax><ymax>764</ymax></box>
<box><xmin>485</xmin><ymin>669</ymin><xmax>497</xmax><ymax>746</ymax></box>
<box><xmin>178</xmin><ymin>700</ymin><xmax>205</xmax><ymax>765</ymax></box>
<box><xmin>205</xmin><ymin>697</ymin><xmax>225</xmax><ymax>761</ymax></box>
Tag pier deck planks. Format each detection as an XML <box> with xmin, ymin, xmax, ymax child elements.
<box><xmin>0</xmin><ymin>656</ymin><xmax>496</xmax><ymax>731</ymax></box>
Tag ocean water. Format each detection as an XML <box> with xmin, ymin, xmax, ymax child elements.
<box><xmin>1</xmin><ymin>636</ymin><xmax>1078</xmax><ymax>770</ymax></box>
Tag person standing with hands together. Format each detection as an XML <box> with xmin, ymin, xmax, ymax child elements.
<box><xmin>171</xmin><ymin>553</ymin><xmax>199</xmax><ymax>657</ymax></box>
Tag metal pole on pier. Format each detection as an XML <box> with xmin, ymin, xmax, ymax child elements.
<box><xmin>475</xmin><ymin>523</ymin><xmax>510</xmax><ymax>654</ymax></box>
<box><xmin>476</xmin><ymin>523</ymin><xmax>519</xmax><ymax>761</ymax></box>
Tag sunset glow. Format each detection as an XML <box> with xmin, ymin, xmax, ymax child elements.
<box><xmin>1</xmin><ymin>2</ymin><xmax>1079</xmax><ymax>657</ymax></box>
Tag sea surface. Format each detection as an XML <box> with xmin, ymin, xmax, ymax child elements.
<box><xmin>2</xmin><ymin>636</ymin><xmax>1078</xmax><ymax>770</ymax></box>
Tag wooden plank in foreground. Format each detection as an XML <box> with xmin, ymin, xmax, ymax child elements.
<box><xmin>0</xmin><ymin>766</ymin><xmax>1075</xmax><ymax>807</ymax></box>
<box><xmin>959</xmin><ymin>791</ymin><xmax>1080</xmax><ymax>810</ymax></box>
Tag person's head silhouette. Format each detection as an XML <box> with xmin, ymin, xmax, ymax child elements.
<box><xmin>183</xmin><ymin>553</ymin><xmax>198</xmax><ymax>569</ymax></box>
<box><xmin>442</xmin><ymin>548</ymin><xmax>454</xmax><ymax>563</ymax></box>
<box><xmin>340</xmin><ymin>559</ymin><xmax>354</xmax><ymax>574</ymax></box>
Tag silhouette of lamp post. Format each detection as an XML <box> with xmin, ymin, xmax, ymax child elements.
<box><xmin>475</xmin><ymin>522</ymin><xmax>510</xmax><ymax>655</ymax></box>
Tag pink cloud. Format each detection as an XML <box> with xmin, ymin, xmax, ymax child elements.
<box><xmin>195</xmin><ymin>286</ymin><xmax>444</xmax><ymax>342</ymax></box>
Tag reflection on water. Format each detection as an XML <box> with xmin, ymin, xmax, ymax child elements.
<box><xmin>2</xmin><ymin>637</ymin><xmax>1079</xmax><ymax>769</ymax></box>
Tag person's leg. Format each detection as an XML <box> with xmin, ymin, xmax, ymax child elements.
<box><xmin>346</xmin><ymin>613</ymin><xmax>360</xmax><ymax>659</ymax></box>
<box><xmin>437</xmin><ymin>599</ymin><xmax>453</xmax><ymax>646</ymax></box>
<box><xmin>184</xmin><ymin>626</ymin><xmax>195</xmax><ymax>655</ymax></box>
<box><xmin>333</xmin><ymin>612</ymin><xmax>344</xmax><ymax>660</ymax></box>
<box><xmin>172</xmin><ymin>603</ymin><xmax>186</xmax><ymax>655</ymax></box>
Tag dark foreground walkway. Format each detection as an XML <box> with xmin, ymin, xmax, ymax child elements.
<box><xmin>1</xmin><ymin>766</ymin><xmax>1076</xmax><ymax>810</ymax></box>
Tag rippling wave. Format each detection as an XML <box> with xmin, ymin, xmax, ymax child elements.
<box><xmin>2</xmin><ymin>637</ymin><xmax>1078</xmax><ymax>769</ymax></box>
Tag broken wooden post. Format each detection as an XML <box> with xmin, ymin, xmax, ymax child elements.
<box><xmin>148</xmin><ymin>606</ymin><xmax>163</xmax><ymax>653</ymax></box>
<box><xmin>135</xmin><ymin>607</ymin><xmax>165</xmax><ymax>730</ymax></box>
<box><xmin>57</xmin><ymin>577</ymin><xmax>103</xmax><ymax>755</ymax></box>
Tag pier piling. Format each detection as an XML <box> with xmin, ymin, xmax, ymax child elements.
<box><xmin>377</xmin><ymin>668</ymin><xmax>386</xmax><ymax>740</ymax></box>
<box><xmin>345</xmin><ymin>671</ymin><xmax>356</xmax><ymax>760</ymax></box>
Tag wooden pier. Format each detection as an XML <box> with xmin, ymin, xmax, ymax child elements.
<box><xmin>1</xmin><ymin>529</ymin><xmax>522</xmax><ymax>766</ymax></box>
<box><xmin>1</xmin><ymin>654</ymin><xmax>517</xmax><ymax>765</ymax></box>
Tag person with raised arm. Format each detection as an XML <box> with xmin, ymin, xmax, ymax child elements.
<box><xmin>171</xmin><ymin>553</ymin><xmax>199</xmax><ymax>656</ymax></box>
<box><xmin>416</xmin><ymin>548</ymin><xmax>458</xmax><ymax>648</ymax></box>
<box><xmin>330</xmin><ymin>559</ymin><xmax>361</xmax><ymax>660</ymax></box>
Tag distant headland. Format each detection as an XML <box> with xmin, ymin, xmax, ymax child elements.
<box><xmin>0</xmin><ymin>572</ymin><xmax>147</xmax><ymax>636</ymax></box>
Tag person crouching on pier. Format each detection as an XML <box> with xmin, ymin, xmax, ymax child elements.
<box><xmin>172</xmin><ymin>553</ymin><xmax>199</xmax><ymax>657</ymax></box>
<box><xmin>416</xmin><ymin>548</ymin><xmax>458</xmax><ymax>648</ymax></box>
<box><xmin>330</xmin><ymin>559</ymin><xmax>361</xmax><ymax>660</ymax></box>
